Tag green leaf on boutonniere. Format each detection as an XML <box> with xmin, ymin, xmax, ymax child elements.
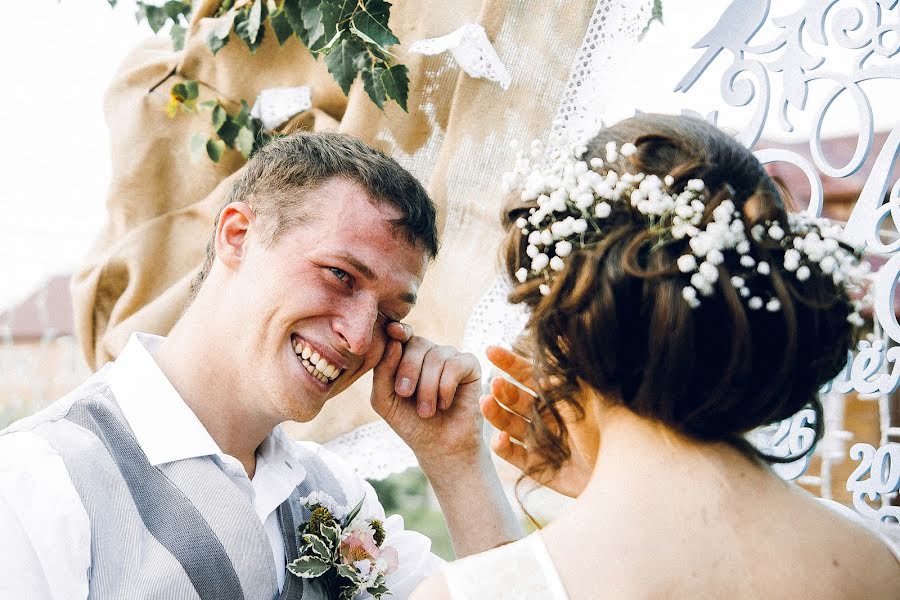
<box><xmin>287</xmin><ymin>555</ymin><xmax>331</xmax><ymax>578</ymax></box>
<box><xmin>319</xmin><ymin>521</ymin><xmax>341</xmax><ymax>549</ymax></box>
<box><xmin>301</xmin><ymin>533</ymin><xmax>332</xmax><ymax>560</ymax></box>
<box><xmin>341</xmin><ymin>497</ymin><xmax>365</xmax><ymax>529</ymax></box>
<box><xmin>368</xmin><ymin>582</ymin><xmax>390</xmax><ymax>596</ymax></box>
<box><xmin>335</xmin><ymin>563</ymin><xmax>361</xmax><ymax>583</ymax></box>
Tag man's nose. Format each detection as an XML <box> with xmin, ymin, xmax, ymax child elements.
<box><xmin>333</xmin><ymin>299</ymin><xmax>379</xmax><ymax>355</ymax></box>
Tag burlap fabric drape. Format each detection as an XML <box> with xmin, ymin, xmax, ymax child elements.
<box><xmin>72</xmin><ymin>0</ymin><xmax>600</xmax><ymax>444</ymax></box>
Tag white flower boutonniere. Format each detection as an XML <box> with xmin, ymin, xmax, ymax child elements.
<box><xmin>288</xmin><ymin>493</ymin><xmax>398</xmax><ymax>600</ymax></box>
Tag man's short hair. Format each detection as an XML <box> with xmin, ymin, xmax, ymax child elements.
<box><xmin>191</xmin><ymin>131</ymin><xmax>438</xmax><ymax>299</ymax></box>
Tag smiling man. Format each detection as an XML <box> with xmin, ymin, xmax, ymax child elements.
<box><xmin>0</xmin><ymin>133</ymin><xmax>520</xmax><ymax>599</ymax></box>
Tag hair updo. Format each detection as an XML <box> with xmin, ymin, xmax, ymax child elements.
<box><xmin>503</xmin><ymin>114</ymin><xmax>857</xmax><ymax>475</ymax></box>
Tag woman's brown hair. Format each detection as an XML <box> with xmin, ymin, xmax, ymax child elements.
<box><xmin>503</xmin><ymin>114</ymin><xmax>855</xmax><ymax>483</ymax></box>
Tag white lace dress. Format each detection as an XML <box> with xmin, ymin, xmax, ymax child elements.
<box><xmin>441</xmin><ymin>531</ymin><xmax>569</xmax><ymax>599</ymax></box>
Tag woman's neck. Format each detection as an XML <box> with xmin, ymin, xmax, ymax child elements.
<box><xmin>570</xmin><ymin>404</ymin><xmax>777</xmax><ymax>522</ymax></box>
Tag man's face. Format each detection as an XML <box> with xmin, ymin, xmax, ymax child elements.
<box><xmin>225</xmin><ymin>177</ymin><xmax>428</xmax><ymax>422</ymax></box>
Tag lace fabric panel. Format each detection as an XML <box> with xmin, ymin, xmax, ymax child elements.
<box><xmin>462</xmin><ymin>0</ymin><xmax>653</xmax><ymax>382</ymax></box>
<box><xmin>322</xmin><ymin>420</ymin><xmax>419</xmax><ymax>480</ymax></box>
<box><xmin>550</xmin><ymin>0</ymin><xmax>653</xmax><ymax>146</ymax></box>
<box><xmin>250</xmin><ymin>86</ymin><xmax>312</xmax><ymax>130</ymax></box>
<box><xmin>409</xmin><ymin>23</ymin><xmax>512</xmax><ymax>89</ymax></box>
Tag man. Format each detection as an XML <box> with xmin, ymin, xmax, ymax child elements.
<box><xmin>0</xmin><ymin>132</ymin><xmax>520</xmax><ymax>598</ymax></box>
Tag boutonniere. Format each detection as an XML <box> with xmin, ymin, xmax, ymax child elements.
<box><xmin>287</xmin><ymin>492</ymin><xmax>398</xmax><ymax>600</ymax></box>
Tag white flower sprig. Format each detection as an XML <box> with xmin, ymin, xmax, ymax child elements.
<box><xmin>503</xmin><ymin>139</ymin><xmax>870</xmax><ymax>325</ymax></box>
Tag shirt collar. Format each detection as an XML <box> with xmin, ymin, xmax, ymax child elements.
<box><xmin>105</xmin><ymin>332</ymin><xmax>224</xmax><ymax>467</ymax></box>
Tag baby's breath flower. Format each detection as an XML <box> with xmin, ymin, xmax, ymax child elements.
<box><xmin>555</xmin><ymin>240</ymin><xmax>573</xmax><ymax>257</ymax></box>
<box><xmin>677</xmin><ymin>254</ymin><xmax>697</xmax><ymax>273</ymax></box>
<box><xmin>682</xmin><ymin>286</ymin><xmax>700</xmax><ymax>308</ymax></box>
<box><xmin>503</xmin><ymin>138</ymin><xmax>869</xmax><ymax>318</ymax></box>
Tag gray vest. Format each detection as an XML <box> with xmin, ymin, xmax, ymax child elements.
<box><xmin>2</xmin><ymin>374</ymin><xmax>348</xmax><ymax>600</ymax></box>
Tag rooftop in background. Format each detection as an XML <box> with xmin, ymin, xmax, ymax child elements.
<box><xmin>0</xmin><ymin>274</ymin><xmax>75</xmax><ymax>342</ymax></box>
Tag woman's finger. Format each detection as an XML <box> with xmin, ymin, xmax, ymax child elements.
<box><xmin>490</xmin><ymin>376</ymin><xmax>537</xmax><ymax>416</ymax></box>
<box><xmin>486</xmin><ymin>346</ymin><xmax>536</xmax><ymax>387</ymax></box>
<box><xmin>480</xmin><ymin>394</ymin><xmax>530</xmax><ymax>442</ymax></box>
<box><xmin>490</xmin><ymin>431</ymin><xmax>532</xmax><ymax>472</ymax></box>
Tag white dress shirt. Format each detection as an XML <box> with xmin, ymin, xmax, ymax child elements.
<box><xmin>0</xmin><ymin>333</ymin><xmax>442</xmax><ymax>600</ymax></box>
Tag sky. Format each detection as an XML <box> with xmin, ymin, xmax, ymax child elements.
<box><xmin>1</xmin><ymin>0</ymin><xmax>897</xmax><ymax>311</ymax></box>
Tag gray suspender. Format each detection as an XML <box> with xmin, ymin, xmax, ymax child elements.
<box><xmin>66</xmin><ymin>399</ymin><xmax>246</xmax><ymax>600</ymax></box>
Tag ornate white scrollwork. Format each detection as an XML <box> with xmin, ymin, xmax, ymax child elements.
<box><xmin>751</xmin><ymin>408</ymin><xmax>819</xmax><ymax>481</ymax></box>
<box><xmin>677</xmin><ymin>1</ymin><xmax>900</xmax><ymax>508</ymax></box>
<box><xmin>847</xmin><ymin>442</ymin><xmax>900</xmax><ymax>522</ymax></box>
<box><xmin>675</xmin><ymin>0</ymin><xmax>900</xmax><ymax>259</ymax></box>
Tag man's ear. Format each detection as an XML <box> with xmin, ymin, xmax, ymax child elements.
<box><xmin>215</xmin><ymin>202</ymin><xmax>256</xmax><ymax>270</ymax></box>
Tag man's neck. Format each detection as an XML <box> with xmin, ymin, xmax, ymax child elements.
<box><xmin>154</xmin><ymin>314</ymin><xmax>276</xmax><ymax>479</ymax></box>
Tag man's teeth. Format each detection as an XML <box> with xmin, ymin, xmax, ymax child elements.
<box><xmin>292</xmin><ymin>339</ymin><xmax>341</xmax><ymax>382</ymax></box>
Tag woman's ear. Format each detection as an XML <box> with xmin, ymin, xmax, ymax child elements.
<box><xmin>215</xmin><ymin>201</ymin><xmax>256</xmax><ymax>270</ymax></box>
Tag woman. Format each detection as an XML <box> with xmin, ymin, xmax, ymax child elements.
<box><xmin>413</xmin><ymin>114</ymin><xmax>900</xmax><ymax>598</ymax></box>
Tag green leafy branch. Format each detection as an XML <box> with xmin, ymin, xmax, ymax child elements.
<box><xmin>208</xmin><ymin>0</ymin><xmax>409</xmax><ymax>111</ymax></box>
<box><xmin>102</xmin><ymin>0</ymin><xmax>410</xmax><ymax>163</ymax></box>
<box><xmin>168</xmin><ymin>79</ymin><xmax>276</xmax><ymax>163</ymax></box>
<box><xmin>107</xmin><ymin>0</ymin><xmax>193</xmax><ymax>51</ymax></box>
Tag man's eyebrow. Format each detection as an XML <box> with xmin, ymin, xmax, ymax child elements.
<box><xmin>335</xmin><ymin>251</ymin><xmax>417</xmax><ymax>305</ymax></box>
<box><xmin>337</xmin><ymin>251</ymin><xmax>377</xmax><ymax>280</ymax></box>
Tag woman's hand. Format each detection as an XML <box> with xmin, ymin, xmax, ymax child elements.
<box><xmin>481</xmin><ymin>346</ymin><xmax>593</xmax><ymax>498</ymax></box>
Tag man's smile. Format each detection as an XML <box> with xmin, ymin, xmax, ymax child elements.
<box><xmin>291</xmin><ymin>334</ymin><xmax>345</xmax><ymax>384</ymax></box>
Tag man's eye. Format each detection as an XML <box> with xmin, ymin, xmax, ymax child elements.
<box><xmin>329</xmin><ymin>267</ymin><xmax>350</xmax><ymax>283</ymax></box>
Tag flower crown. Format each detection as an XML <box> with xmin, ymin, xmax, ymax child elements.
<box><xmin>502</xmin><ymin>139</ymin><xmax>870</xmax><ymax>325</ymax></box>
